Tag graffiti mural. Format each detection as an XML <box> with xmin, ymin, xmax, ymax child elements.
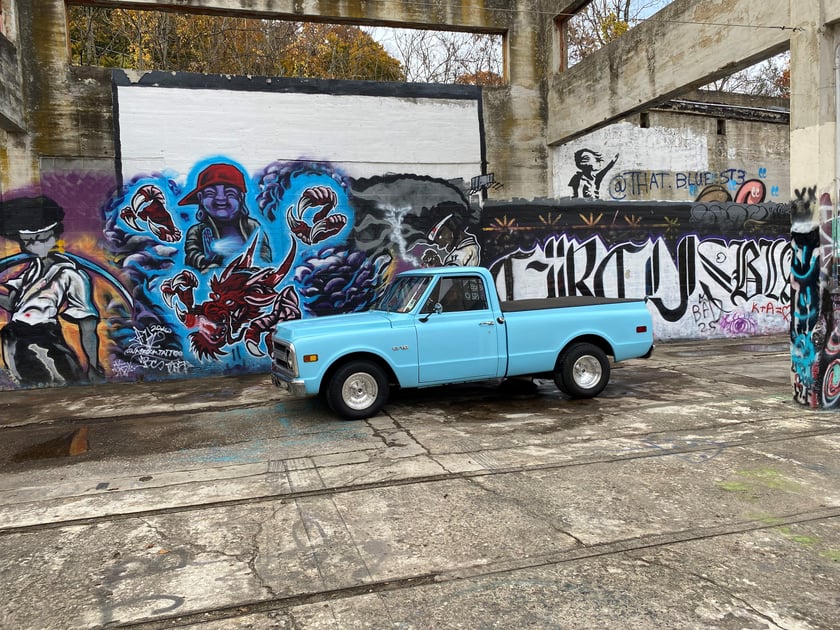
<box><xmin>0</xmin><ymin>146</ymin><xmax>795</xmax><ymax>393</ymax></box>
<box><xmin>552</xmin><ymin>122</ymin><xmax>788</xmax><ymax>204</ymax></box>
<box><xmin>102</xmin><ymin>160</ymin><xmax>353</xmax><ymax>380</ymax></box>
<box><xmin>0</xmin><ymin>80</ymin><xmax>795</xmax><ymax>391</ymax></box>
<box><xmin>0</xmin><ymin>166</ymin><xmax>793</xmax><ymax>390</ymax></box>
<box><xmin>482</xmin><ymin>198</ymin><xmax>790</xmax><ymax>341</ymax></box>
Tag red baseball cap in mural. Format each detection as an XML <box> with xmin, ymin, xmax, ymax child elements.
<box><xmin>178</xmin><ymin>163</ymin><xmax>247</xmax><ymax>206</ymax></box>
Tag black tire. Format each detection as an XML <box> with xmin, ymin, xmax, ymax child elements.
<box><xmin>326</xmin><ymin>360</ymin><xmax>389</xmax><ymax>420</ymax></box>
<box><xmin>555</xmin><ymin>342</ymin><xmax>610</xmax><ymax>398</ymax></box>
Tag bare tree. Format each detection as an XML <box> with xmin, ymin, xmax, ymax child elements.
<box><xmin>703</xmin><ymin>53</ymin><xmax>790</xmax><ymax>97</ymax></box>
<box><xmin>566</xmin><ymin>0</ymin><xmax>672</xmax><ymax>65</ymax></box>
<box><xmin>371</xmin><ymin>27</ymin><xmax>503</xmax><ymax>85</ymax></box>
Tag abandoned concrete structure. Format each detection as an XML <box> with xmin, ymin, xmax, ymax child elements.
<box><xmin>0</xmin><ymin>0</ymin><xmax>837</xmax><ymax>408</ymax></box>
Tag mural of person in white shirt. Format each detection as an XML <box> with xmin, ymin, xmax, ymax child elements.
<box><xmin>0</xmin><ymin>196</ymin><xmax>104</xmax><ymax>387</ymax></box>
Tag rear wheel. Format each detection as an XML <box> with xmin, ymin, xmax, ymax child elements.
<box><xmin>555</xmin><ymin>343</ymin><xmax>609</xmax><ymax>398</ymax></box>
<box><xmin>326</xmin><ymin>360</ymin><xmax>389</xmax><ymax>420</ymax></box>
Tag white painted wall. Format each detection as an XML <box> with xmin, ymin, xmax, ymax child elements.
<box><xmin>116</xmin><ymin>85</ymin><xmax>483</xmax><ymax>183</ymax></box>
<box><xmin>552</xmin><ymin>122</ymin><xmax>710</xmax><ymax>200</ymax></box>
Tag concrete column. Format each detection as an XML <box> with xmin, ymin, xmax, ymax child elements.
<box><xmin>789</xmin><ymin>1</ymin><xmax>837</xmax><ymax>203</ymax></box>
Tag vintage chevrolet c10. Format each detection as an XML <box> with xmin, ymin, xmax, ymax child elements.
<box><xmin>271</xmin><ymin>266</ymin><xmax>654</xmax><ymax>419</ymax></box>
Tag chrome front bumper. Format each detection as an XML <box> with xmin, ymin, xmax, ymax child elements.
<box><xmin>271</xmin><ymin>371</ymin><xmax>308</xmax><ymax>397</ymax></box>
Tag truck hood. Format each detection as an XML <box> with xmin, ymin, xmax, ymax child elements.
<box><xmin>274</xmin><ymin>311</ymin><xmax>395</xmax><ymax>342</ymax></box>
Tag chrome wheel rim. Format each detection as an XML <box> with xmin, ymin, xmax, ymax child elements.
<box><xmin>342</xmin><ymin>371</ymin><xmax>379</xmax><ymax>411</ymax></box>
<box><xmin>573</xmin><ymin>355</ymin><xmax>602</xmax><ymax>390</ymax></box>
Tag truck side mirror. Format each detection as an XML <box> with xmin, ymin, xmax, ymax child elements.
<box><xmin>419</xmin><ymin>303</ymin><xmax>443</xmax><ymax>322</ymax></box>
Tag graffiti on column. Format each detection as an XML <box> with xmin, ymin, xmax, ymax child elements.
<box><xmin>787</xmin><ymin>186</ymin><xmax>840</xmax><ymax>409</ymax></box>
<box><xmin>789</xmin><ymin>187</ymin><xmax>822</xmax><ymax>405</ymax></box>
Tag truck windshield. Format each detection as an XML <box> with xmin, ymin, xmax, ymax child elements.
<box><xmin>372</xmin><ymin>276</ymin><xmax>431</xmax><ymax>313</ymax></box>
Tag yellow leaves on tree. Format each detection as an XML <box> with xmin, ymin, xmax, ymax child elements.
<box><xmin>279</xmin><ymin>24</ymin><xmax>404</xmax><ymax>81</ymax></box>
<box><xmin>68</xmin><ymin>6</ymin><xmax>404</xmax><ymax>82</ymax></box>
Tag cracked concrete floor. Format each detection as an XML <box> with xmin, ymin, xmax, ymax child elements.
<box><xmin>0</xmin><ymin>334</ymin><xmax>838</xmax><ymax>629</ymax></box>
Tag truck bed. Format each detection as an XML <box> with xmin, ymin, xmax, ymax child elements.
<box><xmin>500</xmin><ymin>296</ymin><xmax>644</xmax><ymax>312</ymax></box>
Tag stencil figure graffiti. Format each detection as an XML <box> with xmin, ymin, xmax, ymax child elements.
<box><xmin>179</xmin><ymin>162</ymin><xmax>271</xmax><ymax>271</ymax></box>
<box><xmin>569</xmin><ymin>149</ymin><xmax>618</xmax><ymax>199</ymax></box>
<box><xmin>0</xmin><ymin>196</ymin><xmax>106</xmax><ymax>386</ymax></box>
<box><xmin>161</xmin><ymin>235</ymin><xmax>300</xmax><ymax>359</ymax></box>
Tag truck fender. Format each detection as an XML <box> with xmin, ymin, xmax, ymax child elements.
<box><xmin>319</xmin><ymin>352</ymin><xmax>400</xmax><ymax>396</ymax></box>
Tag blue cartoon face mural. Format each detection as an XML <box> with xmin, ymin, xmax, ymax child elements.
<box><xmin>103</xmin><ymin>160</ymin><xmax>365</xmax><ymax>379</ymax></box>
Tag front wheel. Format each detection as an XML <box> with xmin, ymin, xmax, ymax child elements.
<box><xmin>555</xmin><ymin>343</ymin><xmax>610</xmax><ymax>398</ymax></box>
<box><xmin>326</xmin><ymin>360</ymin><xmax>389</xmax><ymax>420</ymax></box>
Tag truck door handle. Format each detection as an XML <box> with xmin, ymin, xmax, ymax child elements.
<box><xmin>479</xmin><ymin>321</ymin><xmax>495</xmax><ymax>326</ymax></box>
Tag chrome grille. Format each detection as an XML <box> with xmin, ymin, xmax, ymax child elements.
<box><xmin>272</xmin><ymin>341</ymin><xmax>297</xmax><ymax>377</ymax></box>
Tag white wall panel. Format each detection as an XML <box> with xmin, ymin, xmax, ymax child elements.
<box><xmin>116</xmin><ymin>85</ymin><xmax>482</xmax><ymax>182</ymax></box>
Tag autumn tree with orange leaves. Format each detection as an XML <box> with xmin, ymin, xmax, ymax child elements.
<box><xmin>68</xmin><ymin>6</ymin><xmax>404</xmax><ymax>81</ymax></box>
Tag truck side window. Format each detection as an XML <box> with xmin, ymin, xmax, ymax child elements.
<box><xmin>438</xmin><ymin>276</ymin><xmax>488</xmax><ymax>312</ymax></box>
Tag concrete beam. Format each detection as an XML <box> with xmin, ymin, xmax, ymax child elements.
<box><xmin>555</xmin><ymin>0</ymin><xmax>591</xmax><ymax>19</ymax></box>
<box><xmin>546</xmin><ymin>0</ymin><xmax>791</xmax><ymax>145</ymax></box>
<box><xmin>80</xmin><ymin>0</ymin><xmax>511</xmax><ymax>32</ymax></box>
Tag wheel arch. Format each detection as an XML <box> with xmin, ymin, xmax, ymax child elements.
<box><xmin>554</xmin><ymin>334</ymin><xmax>614</xmax><ymax>370</ymax></box>
<box><xmin>319</xmin><ymin>352</ymin><xmax>400</xmax><ymax>396</ymax></box>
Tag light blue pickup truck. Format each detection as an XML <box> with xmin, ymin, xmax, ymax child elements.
<box><xmin>271</xmin><ymin>266</ymin><xmax>654</xmax><ymax>419</ymax></box>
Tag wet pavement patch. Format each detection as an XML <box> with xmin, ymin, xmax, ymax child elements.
<box><xmin>669</xmin><ymin>349</ymin><xmax>721</xmax><ymax>357</ymax></box>
<box><xmin>734</xmin><ymin>342</ymin><xmax>790</xmax><ymax>353</ymax></box>
<box><xmin>12</xmin><ymin>426</ymin><xmax>89</xmax><ymax>461</ymax></box>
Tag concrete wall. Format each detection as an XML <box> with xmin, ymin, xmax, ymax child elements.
<box><xmin>0</xmin><ymin>0</ymin><xmax>798</xmax><ymax>393</ymax></box>
<box><xmin>552</xmin><ymin>91</ymin><xmax>790</xmax><ymax>203</ymax></box>
<box><xmin>0</xmin><ymin>64</ymin><xmax>792</xmax><ymax>390</ymax></box>
<box><xmin>0</xmin><ymin>0</ymin><xmax>556</xmax><ymax>202</ymax></box>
